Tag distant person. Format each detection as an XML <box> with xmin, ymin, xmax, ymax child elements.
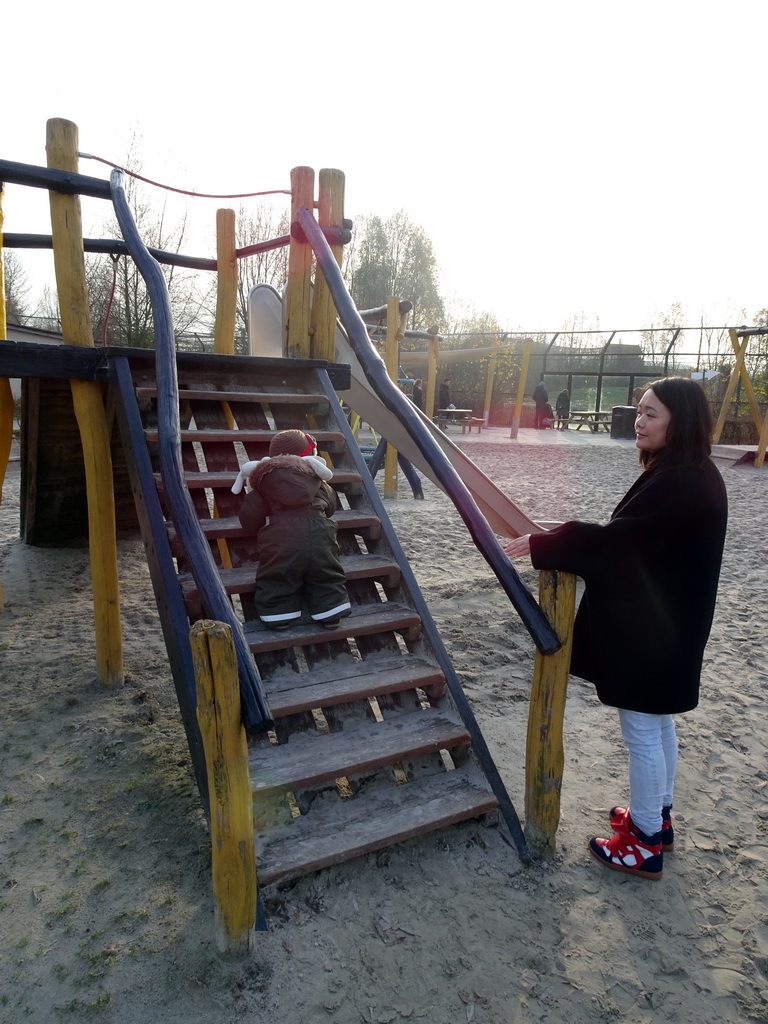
<box><xmin>555</xmin><ymin>388</ymin><xmax>571</xmax><ymax>429</ymax></box>
<box><xmin>411</xmin><ymin>379</ymin><xmax>424</xmax><ymax>411</ymax></box>
<box><xmin>232</xmin><ymin>430</ymin><xmax>351</xmax><ymax>631</ymax></box>
<box><xmin>532</xmin><ymin>380</ymin><xmax>549</xmax><ymax>429</ymax></box>
<box><xmin>439</xmin><ymin>378</ymin><xmax>452</xmax><ymax>410</ymax></box>
<box><xmin>542</xmin><ymin>402</ymin><xmax>555</xmax><ymax>429</ymax></box>
<box><xmin>505</xmin><ymin>378</ymin><xmax>728</xmax><ymax>881</ymax></box>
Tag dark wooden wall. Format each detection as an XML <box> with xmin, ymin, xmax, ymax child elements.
<box><xmin>20</xmin><ymin>378</ymin><xmax>138</xmax><ymax>546</ymax></box>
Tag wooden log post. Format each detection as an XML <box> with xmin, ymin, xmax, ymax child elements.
<box><xmin>191</xmin><ymin>619</ymin><xmax>257</xmax><ymax>954</ymax></box>
<box><xmin>213</xmin><ymin>208</ymin><xmax>237</xmax><ymax>358</ymax></box>
<box><xmin>310</xmin><ymin>168</ymin><xmax>345</xmax><ymax>362</ymax></box>
<box><xmin>524</xmin><ymin>569</ymin><xmax>576</xmax><ymax>855</ymax></box>
<box><xmin>483</xmin><ymin>351</ymin><xmax>498</xmax><ymax>427</ymax></box>
<box><xmin>510</xmin><ymin>340</ymin><xmax>532</xmax><ymax>438</ymax></box>
<box><xmin>211</xmin><ymin>209</ymin><xmax>237</xmax><ymax>568</ymax></box>
<box><xmin>383</xmin><ymin>296</ymin><xmax>401</xmax><ymax>498</ymax></box>
<box><xmin>426</xmin><ymin>333</ymin><xmax>439</xmax><ymax>419</ymax></box>
<box><xmin>285</xmin><ymin>166</ymin><xmax>314</xmax><ymax>359</ymax></box>
<box><xmin>46</xmin><ymin>118</ymin><xmax>123</xmax><ymax>686</ymax></box>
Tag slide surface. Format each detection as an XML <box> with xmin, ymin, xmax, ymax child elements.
<box><xmin>249</xmin><ymin>285</ymin><xmax>540</xmax><ymax>538</ymax></box>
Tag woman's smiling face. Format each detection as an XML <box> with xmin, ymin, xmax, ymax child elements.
<box><xmin>635</xmin><ymin>388</ymin><xmax>671</xmax><ymax>453</ymax></box>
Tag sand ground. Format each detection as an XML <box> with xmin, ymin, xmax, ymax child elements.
<box><xmin>1</xmin><ymin>428</ymin><xmax>767</xmax><ymax>1023</ymax></box>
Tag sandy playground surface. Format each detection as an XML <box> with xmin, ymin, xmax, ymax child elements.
<box><xmin>1</xmin><ymin>432</ymin><xmax>767</xmax><ymax>1024</ymax></box>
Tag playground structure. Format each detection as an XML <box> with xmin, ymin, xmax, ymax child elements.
<box><xmin>1</xmin><ymin>120</ymin><xmax>576</xmax><ymax>947</ymax></box>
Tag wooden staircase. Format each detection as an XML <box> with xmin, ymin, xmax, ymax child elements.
<box><xmin>111</xmin><ymin>349</ymin><xmax>526</xmax><ymax>886</ymax></box>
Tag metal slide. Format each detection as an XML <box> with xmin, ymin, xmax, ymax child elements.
<box><xmin>249</xmin><ymin>285</ymin><xmax>541</xmax><ymax>539</ymax></box>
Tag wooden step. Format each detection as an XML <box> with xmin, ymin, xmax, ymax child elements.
<box><xmin>250</xmin><ymin>707</ymin><xmax>470</xmax><ymax>797</ymax></box>
<box><xmin>165</xmin><ymin>508</ymin><xmax>382</xmax><ymax>554</ymax></box>
<box><xmin>136</xmin><ymin>387</ymin><xmax>330</xmax><ymax>410</ymax></box>
<box><xmin>261</xmin><ymin>654</ymin><xmax>445</xmax><ymax>717</ymax></box>
<box><xmin>155</xmin><ymin>469</ymin><xmax>363</xmax><ymax>493</ymax></box>
<box><xmin>255</xmin><ymin>768</ymin><xmax>498</xmax><ymax>885</ymax></box>
<box><xmin>178</xmin><ymin>553</ymin><xmax>401</xmax><ymax>603</ymax></box>
<box><xmin>144</xmin><ymin>427</ymin><xmax>345</xmax><ymax>447</ymax></box>
<box><xmin>243</xmin><ymin>602</ymin><xmax>422</xmax><ymax>652</ymax></box>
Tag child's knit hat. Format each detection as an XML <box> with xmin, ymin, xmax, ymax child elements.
<box><xmin>231</xmin><ymin>431</ymin><xmax>331</xmax><ymax>494</ymax></box>
<box><xmin>269</xmin><ymin>430</ymin><xmax>317</xmax><ymax>457</ymax></box>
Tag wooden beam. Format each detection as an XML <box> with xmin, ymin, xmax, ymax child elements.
<box><xmin>46</xmin><ymin>117</ymin><xmax>123</xmax><ymax>687</ymax></box>
<box><xmin>213</xmin><ymin>209</ymin><xmax>237</xmax><ymax>357</ymax></box>
<box><xmin>285</xmin><ymin>166</ymin><xmax>314</xmax><ymax>358</ymax></box>
<box><xmin>483</xmin><ymin>351</ymin><xmax>498</xmax><ymax>427</ymax></box>
<box><xmin>384</xmin><ymin>296</ymin><xmax>400</xmax><ymax>498</ymax></box>
<box><xmin>0</xmin><ymin>340</ymin><xmax>107</xmax><ymax>380</ymax></box>
<box><xmin>525</xmin><ymin>569</ymin><xmax>576</xmax><ymax>855</ymax></box>
<box><xmin>426</xmin><ymin>334</ymin><xmax>438</xmax><ymax>418</ymax></box>
<box><xmin>191</xmin><ymin>620</ymin><xmax>258</xmax><ymax>952</ymax></box>
<box><xmin>310</xmin><ymin>168</ymin><xmax>345</xmax><ymax>361</ymax></box>
<box><xmin>510</xmin><ymin>340</ymin><xmax>532</xmax><ymax>439</ymax></box>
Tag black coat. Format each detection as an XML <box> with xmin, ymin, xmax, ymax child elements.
<box><xmin>529</xmin><ymin>459</ymin><xmax>727</xmax><ymax>714</ymax></box>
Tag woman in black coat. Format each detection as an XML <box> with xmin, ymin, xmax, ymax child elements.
<box><xmin>504</xmin><ymin>378</ymin><xmax>727</xmax><ymax>880</ymax></box>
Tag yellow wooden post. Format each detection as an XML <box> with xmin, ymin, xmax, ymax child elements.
<box><xmin>46</xmin><ymin>118</ymin><xmax>123</xmax><ymax>687</ymax></box>
<box><xmin>210</xmin><ymin>209</ymin><xmax>237</xmax><ymax>569</ymax></box>
<box><xmin>713</xmin><ymin>329</ymin><xmax>764</xmax><ymax>448</ymax></box>
<box><xmin>483</xmin><ymin>351</ymin><xmax>498</xmax><ymax>427</ymax></box>
<box><xmin>310</xmin><ymin>168</ymin><xmax>345</xmax><ymax>362</ymax></box>
<box><xmin>0</xmin><ymin>182</ymin><xmax>12</xmax><ymax>612</ymax></box>
<box><xmin>510</xmin><ymin>340</ymin><xmax>532</xmax><ymax>438</ymax></box>
<box><xmin>285</xmin><ymin>166</ymin><xmax>314</xmax><ymax>359</ymax></box>
<box><xmin>426</xmin><ymin>334</ymin><xmax>439</xmax><ymax>419</ymax></box>
<box><xmin>191</xmin><ymin>620</ymin><xmax>257</xmax><ymax>955</ymax></box>
<box><xmin>383</xmin><ymin>297</ymin><xmax>400</xmax><ymax>498</ymax></box>
<box><xmin>213</xmin><ymin>209</ymin><xmax>237</xmax><ymax>358</ymax></box>
<box><xmin>524</xmin><ymin>569</ymin><xmax>576</xmax><ymax>855</ymax></box>
<box><xmin>755</xmin><ymin>398</ymin><xmax>768</xmax><ymax>469</ymax></box>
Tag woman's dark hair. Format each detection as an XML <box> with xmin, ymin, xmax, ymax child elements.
<box><xmin>639</xmin><ymin>377</ymin><xmax>713</xmax><ymax>470</ymax></box>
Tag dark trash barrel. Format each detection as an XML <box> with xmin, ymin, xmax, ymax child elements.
<box><xmin>611</xmin><ymin>406</ymin><xmax>637</xmax><ymax>439</ymax></box>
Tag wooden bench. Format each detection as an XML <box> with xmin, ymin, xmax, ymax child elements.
<box><xmin>435</xmin><ymin>411</ymin><xmax>479</xmax><ymax>434</ymax></box>
<box><xmin>566</xmin><ymin>411</ymin><xmax>611</xmax><ymax>433</ymax></box>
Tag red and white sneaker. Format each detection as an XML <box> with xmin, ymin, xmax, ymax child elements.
<box><xmin>589</xmin><ymin>819</ymin><xmax>664</xmax><ymax>880</ymax></box>
<box><xmin>610</xmin><ymin>804</ymin><xmax>674</xmax><ymax>851</ymax></box>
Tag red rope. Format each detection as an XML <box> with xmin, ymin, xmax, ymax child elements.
<box><xmin>79</xmin><ymin>152</ymin><xmax>292</xmax><ymax>200</ymax></box>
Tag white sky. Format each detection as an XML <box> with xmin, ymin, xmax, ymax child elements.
<box><xmin>3</xmin><ymin>1</ymin><xmax>767</xmax><ymax>335</ymax></box>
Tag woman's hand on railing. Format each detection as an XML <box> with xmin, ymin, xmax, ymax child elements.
<box><xmin>504</xmin><ymin>534</ymin><xmax>532</xmax><ymax>559</ymax></box>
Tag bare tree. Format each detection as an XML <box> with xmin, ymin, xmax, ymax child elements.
<box><xmin>86</xmin><ymin>186</ymin><xmax>213</xmax><ymax>347</ymax></box>
<box><xmin>2</xmin><ymin>249</ymin><xmax>33</xmax><ymax>324</ymax></box>
<box><xmin>233</xmin><ymin>202</ymin><xmax>290</xmax><ymax>341</ymax></box>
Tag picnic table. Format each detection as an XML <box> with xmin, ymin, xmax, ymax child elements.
<box><xmin>567</xmin><ymin>411</ymin><xmax>611</xmax><ymax>433</ymax></box>
<box><xmin>435</xmin><ymin>409</ymin><xmax>483</xmax><ymax>434</ymax></box>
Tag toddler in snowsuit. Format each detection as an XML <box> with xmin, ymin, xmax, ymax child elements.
<box><xmin>231</xmin><ymin>430</ymin><xmax>351</xmax><ymax>630</ymax></box>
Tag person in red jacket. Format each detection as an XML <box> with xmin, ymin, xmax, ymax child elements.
<box><xmin>504</xmin><ymin>378</ymin><xmax>727</xmax><ymax>880</ymax></box>
<box><xmin>231</xmin><ymin>430</ymin><xmax>351</xmax><ymax>631</ymax></box>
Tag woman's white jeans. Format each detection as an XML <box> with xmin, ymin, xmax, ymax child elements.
<box><xmin>618</xmin><ymin>709</ymin><xmax>678</xmax><ymax>838</ymax></box>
